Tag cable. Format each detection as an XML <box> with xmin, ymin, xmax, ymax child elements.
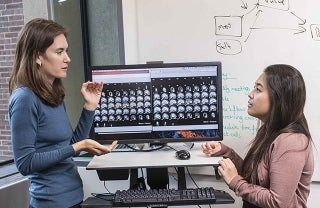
<box><xmin>185</xmin><ymin>167</ymin><xmax>212</xmax><ymax>208</ymax></box>
<box><xmin>164</xmin><ymin>144</ymin><xmax>178</xmax><ymax>151</ymax></box>
<box><xmin>186</xmin><ymin>167</ymin><xmax>200</xmax><ymax>189</ymax></box>
<box><xmin>164</xmin><ymin>142</ymin><xmax>195</xmax><ymax>151</ymax></box>
<box><xmin>103</xmin><ymin>180</ymin><xmax>111</xmax><ymax>193</ymax></box>
<box><xmin>123</xmin><ymin>143</ymin><xmax>167</xmax><ymax>152</ymax></box>
<box><xmin>122</xmin><ymin>142</ymin><xmax>195</xmax><ymax>152</ymax></box>
<box><xmin>91</xmin><ymin>192</ymin><xmax>114</xmax><ymax>201</ymax></box>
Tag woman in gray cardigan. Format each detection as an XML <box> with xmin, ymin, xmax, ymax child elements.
<box><xmin>202</xmin><ymin>64</ymin><xmax>314</xmax><ymax>208</ymax></box>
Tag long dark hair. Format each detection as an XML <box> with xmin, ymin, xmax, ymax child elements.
<box><xmin>9</xmin><ymin>18</ymin><xmax>68</xmax><ymax>106</ymax></box>
<box><xmin>241</xmin><ymin>64</ymin><xmax>312</xmax><ymax>182</ymax></box>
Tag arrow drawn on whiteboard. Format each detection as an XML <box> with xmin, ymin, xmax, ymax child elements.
<box><xmin>243</xmin><ymin>3</ymin><xmax>259</xmax><ymax>16</ymax></box>
<box><xmin>244</xmin><ymin>10</ymin><xmax>262</xmax><ymax>42</ymax></box>
<box><xmin>290</xmin><ymin>12</ymin><xmax>306</xmax><ymax>25</ymax></box>
<box><xmin>249</xmin><ymin>26</ymin><xmax>306</xmax><ymax>35</ymax></box>
<box><xmin>294</xmin><ymin>26</ymin><xmax>306</xmax><ymax>35</ymax></box>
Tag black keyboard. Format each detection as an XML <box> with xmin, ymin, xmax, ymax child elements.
<box><xmin>113</xmin><ymin>187</ymin><xmax>234</xmax><ymax>207</ymax></box>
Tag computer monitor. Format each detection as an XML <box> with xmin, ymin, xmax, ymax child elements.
<box><xmin>88</xmin><ymin>62</ymin><xmax>223</xmax><ymax>145</ymax></box>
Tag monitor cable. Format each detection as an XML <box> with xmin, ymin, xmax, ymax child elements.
<box><xmin>123</xmin><ymin>143</ymin><xmax>167</xmax><ymax>152</ymax></box>
<box><xmin>170</xmin><ymin>166</ymin><xmax>212</xmax><ymax>208</ymax></box>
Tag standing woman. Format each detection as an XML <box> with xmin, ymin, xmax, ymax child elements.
<box><xmin>202</xmin><ymin>64</ymin><xmax>314</xmax><ymax>208</ymax></box>
<box><xmin>8</xmin><ymin>18</ymin><xmax>117</xmax><ymax>208</ymax></box>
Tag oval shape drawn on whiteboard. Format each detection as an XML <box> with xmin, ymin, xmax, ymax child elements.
<box><xmin>216</xmin><ymin>39</ymin><xmax>242</xmax><ymax>55</ymax></box>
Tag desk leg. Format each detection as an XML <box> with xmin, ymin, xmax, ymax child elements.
<box><xmin>129</xmin><ymin>168</ymin><xmax>138</xmax><ymax>189</ymax></box>
<box><xmin>177</xmin><ymin>167</ymin><xmax>186</xmax><ymax>190</ymax></box>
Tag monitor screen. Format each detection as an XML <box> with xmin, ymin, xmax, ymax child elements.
<box><xmin>88</xmin><ymin>62</ymin><xmax>223</xmax><ymax>145</ymax></box>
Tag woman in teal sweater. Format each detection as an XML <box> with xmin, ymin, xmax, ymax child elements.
<box><xmin>8</xmin><ymin>18</ymin><xmax>117</xmax><ymax>208</ymax></box>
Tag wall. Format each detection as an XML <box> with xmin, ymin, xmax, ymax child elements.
<box><xmin>22</xmin><ymin>0</ymin><xmax>49</xmax><ymax>22</ymax></box>
<box><xmin>119</xmin><ymin>1</ymin><xmax>320</xmax><ymax>206</ymax></box>
<box><xmin>85</xmin><ymin>0</ymin><xmax>124</xmax><ymax>66</ymax></box>
<box><xmin>50</xmin><ymin>0</ymin><xmax>85</xmax><ymax>128</ymax></box>
<box><xmin>24</xmin><ymin>0</ymin><xmax>85</xmax><ymax>128</ymax></box>
<box><xmin>122</xmin><ymin>0</ymin><xmax>320</xmax><ymax>182</ymax></box>
<box><xmin>0</xmin><ymin>176</ymin><xmax>29</xmax><ymax>208</ymax></box>
<box><xmin>0</xmin><ymin>0</ymin><xmax>24</xmax><ymax>159</ymax></box>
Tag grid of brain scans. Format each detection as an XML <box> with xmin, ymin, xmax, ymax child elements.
<box><xmin>151</xmin><ymin>76</ymin><xmax>217</xmax><ymax>126</ymax></box>
<box><xmin>92</xmin><ymin>65</ymin><xmax>221</xmax><ymax>140</ymax></box>
<box><xmin>94</xmin><ymin>82</ymin><xmax>152</xmax><ymax>127</ymax></box>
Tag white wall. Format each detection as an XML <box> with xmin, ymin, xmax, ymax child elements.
<box><xmin>308</xmin><ymin>182</ymin><xmax>320</xmax><ymax>208</ymax></box>
<box><xmin>122</xmin><ymin>0</ymin><xmax>320</xmax><ymax>182</ymax></box>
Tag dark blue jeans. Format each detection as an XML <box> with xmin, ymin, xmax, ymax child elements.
<box><xmin>30</xmin><ymin>202</ymin><xmax>82</xmax><ymax>208</ymax></box>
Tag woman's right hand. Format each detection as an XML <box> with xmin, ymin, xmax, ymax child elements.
<box><xmin>73</xmin><ymin>139</ymin><xmax>118</xmax><ymax>156</ymax></box>
<box><xmin>201</xmin><ymin>141</ymin><xmax>222</xmax><ymax>156</ymax></box>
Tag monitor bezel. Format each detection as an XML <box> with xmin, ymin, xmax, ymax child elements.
<box><xmin>87</xmin><ymin>61</ymin><xmax>223</xmax><ymax>145</ymax></box>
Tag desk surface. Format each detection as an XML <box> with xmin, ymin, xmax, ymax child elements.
<box><xmin>86</xmin><ymin>142</ymin><xmax>222</xmax><ymax>170</ymax></box>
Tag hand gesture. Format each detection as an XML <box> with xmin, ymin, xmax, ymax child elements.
<box><xmin>73</xmin><ymin>139</ymin><xmax>118</xmax><ymax>156</ymax></box>
<box><xmin>81</xmin><ymin>81</ymin><xmax>103</xmax><ymax>110</ymax></box>
<box><xmin>201</xmin><ymin>141</ymin><xmax>222</xmax><ymax>156</ymax></box>
<box><xmin>218</xmin><ymin>158</ymin><xmax>238</xmax><ymax>185</ymax></box>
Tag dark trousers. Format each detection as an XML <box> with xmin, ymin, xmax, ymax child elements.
<box><xmin>30</xmin><ymin>201</ymin><xmax>82</xmax><ymax>208</ymax></box>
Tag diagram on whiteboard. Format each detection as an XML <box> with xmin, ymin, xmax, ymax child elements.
<box><xmin>215</xmin><ymin>0</ymin><xmax>320</xmax><ymax>55</ymax></box>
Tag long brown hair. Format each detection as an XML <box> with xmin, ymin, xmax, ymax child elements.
<box><xmin>9</xmin><ymin>18</ymin><xmax>68</xmax><ymax>106</ymax></box>
<box><xmin>241</xmin><ymin>64</ymin><xmax>312</xmax><ymax>182</ymax></box>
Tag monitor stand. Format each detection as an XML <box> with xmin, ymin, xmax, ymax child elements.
<box><xmin>145</xmin><ymin>142</ymin><xmax>192</xmax><ymax>190</ymax></box>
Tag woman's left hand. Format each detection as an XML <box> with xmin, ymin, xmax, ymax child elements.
<box><xmin>81</xmin><ymin>81</ymin><xmax>103</xmax><ymax>110</ymax></box>
<box><xmin>218</xmin><ymin>158</ymin><xmax>238</xmax><ymax>185</ymax></box>
<box><xmin>72</xmin><ymin>139</ymin><xmax>118</xmax><ymax>156</ymax></box>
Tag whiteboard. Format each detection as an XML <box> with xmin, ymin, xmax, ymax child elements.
<box><xmin>122</xmin><ymin>0</ymin><xmax>320</xmax><ymax>181</ymax></box>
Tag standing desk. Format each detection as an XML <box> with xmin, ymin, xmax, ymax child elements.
<box><xmin>83</xmin><ymin>143</ymin><xmax>233</xmax><ymax>207</ymax></box>
<box><xmin>87</xmin><ymin>143</ymin><xmax>222</xmax><ymax>170</ymax></box>
<box><xmin>86</xmin><ymin>143</ymin><xmax>222</xmax><ymax>189</ymax></box>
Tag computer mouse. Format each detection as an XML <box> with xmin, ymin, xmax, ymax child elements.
<box><xmin>175</xmin><ymin>150</ymin><xmax>191</xmax><ymax>160</ymax></box>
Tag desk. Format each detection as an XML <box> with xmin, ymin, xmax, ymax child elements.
<box><xmin>87</xmin><ymin>143</ymin><xmax>222</xmax><ymax>189</ymax></box>
<box><xmin>84</xmin><ymin>143</ymin><xmax>232</xmax><ymax>207</ymax></box>
<box><xmin>87</xmin><ymin>143</ymin><xmax>222</xmax><ymax>170</ymax></box>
